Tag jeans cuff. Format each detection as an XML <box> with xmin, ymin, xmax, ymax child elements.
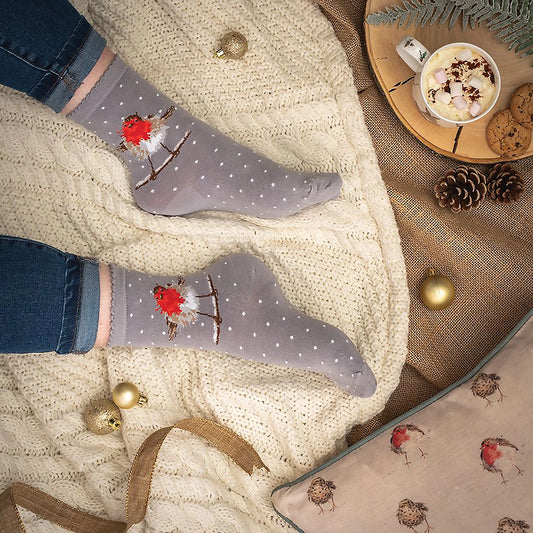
<box><xmin>71</xmin><ymin>258</ymin><xmax>101</xmax><ymax>353</ymax></box>
<box><xmin>29</xmin><ymin>21</ymin><xmax>106</xmax><ymax>112</ymax></box>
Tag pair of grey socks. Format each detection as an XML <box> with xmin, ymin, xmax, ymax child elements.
<box><xmin>70</xmin><ymin>57</ymin><xmax>375</xmax><ymax>397</ymax></box>
<box><xmin>68</xmin><ymin>56</ymin><xmax>341</xmax><ymax>218</ymax></box>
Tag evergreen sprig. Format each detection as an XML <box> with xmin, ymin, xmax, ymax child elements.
<box><xmin>367</xmin><ymin>0</ymin><xmax>533</xmax><ymax>59</ymax></box>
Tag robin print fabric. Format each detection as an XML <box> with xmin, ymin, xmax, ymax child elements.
<box><xmin>272</xmin><ymin>310</ymin><xmax>533</xmax><ymax>532</ymax></box>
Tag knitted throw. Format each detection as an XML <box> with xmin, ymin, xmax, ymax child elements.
<box><xmin>0</xmin><ymin>0</ymin><xmax>408</xmax><ymax>530</ymax></box>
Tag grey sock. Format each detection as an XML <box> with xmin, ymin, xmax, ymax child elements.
<box><xmin>68</xmin><ymin>56</ymin><xmax>341</xmax><ymax>218</ymax></box>
<box><xmin>108</xmin><ymin>254</ymin><xmax>376</xmax><ymax>397</ymax></box>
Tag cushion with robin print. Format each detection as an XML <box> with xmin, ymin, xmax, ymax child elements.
<box><xmin>271</xmin><ymin>309</ymin><xmax>533</xmax><ymax>532</ymax></box>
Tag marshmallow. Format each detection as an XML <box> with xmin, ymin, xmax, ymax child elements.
<box><xmin>453</xmin><ymin>96</ymin><xmax>468</xmax><ymax>110</ymax></box>
<box><xmin>468</xmin><ymin>75</ymin><xmax>483</xmax><ymax>90</ymax></box>
<box><xmin>469</xmin><ymin>101</ymin><xmax>482</xmax><ymax>117</ymax></box>
<box><xmin>457</xmin><ymin>48</ymin><xmax>472</xmax><ymax>61</ymax></box>
<box><xmin>435</xmin><ymin>90</ymin><xmax>452</xmax><ymax>105</ymax></box>
<box><xmin>450</xmin><ymin>82</ymin><xmax>463</xmax><ymax>97</ymax></box>
<box><xmin>433</xmin><ymin>68</ymin><xmax>447</xmax><ymax>84</ymax></box>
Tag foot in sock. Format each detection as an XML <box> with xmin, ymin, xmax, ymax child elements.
<box><xmin>68</xmin><ymin>56</ymin><xmax>341</xmax><ymax>218</ymax></box>
<box><xmin>109</xmin><ymin>254</ymin><xmax>376</xmax><ymax>397</ymax></box>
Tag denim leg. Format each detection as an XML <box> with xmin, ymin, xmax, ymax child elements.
<box><xmin>0</xmin><ymin>235</ymin><xmax>100</xmax><ymax>354</ymax></box>
<box><xmin>0</xmin><ymin>0</ymin><xmax>106</xmax><ymax>112</ymax></box>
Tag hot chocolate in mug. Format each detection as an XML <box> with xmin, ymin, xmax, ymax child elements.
<box><xmin>396</xmin><ymin>36</ymin><xmax>501</xmax><ymax>128</ymax></box>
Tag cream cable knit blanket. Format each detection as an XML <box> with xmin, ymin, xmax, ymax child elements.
<box><xmin>0</xmin><ymin>0</ymin><xmax>408</xmax><ymax>531</ymax></box>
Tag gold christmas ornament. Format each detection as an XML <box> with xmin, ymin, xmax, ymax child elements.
<box><xmin>112</xmin><ymin>382</ymin><xmax>148</xmax><ymax>409</ymax></box>
<box><xmin>214</xmin><ymin>31</ymin><xmax>248</xmax><ymax>59</ymax></box>
<box><xmin>83</xmin><ymin>399</ymin><xmax>122</xmax><ymax>435</ymax></box>
<box><xmin>420</xmin><ymin>268</ymin><xmax>455</xmax><ymax>310</ymax></box>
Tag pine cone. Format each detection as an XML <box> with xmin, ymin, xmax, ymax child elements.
<box><xmin>434</xmin><ymin>166</ymin><xmax>487</xmax><ymax>212</ymax></box>
<box><xmin>487</xmin><ymin>163</ymin><xmax>524</xmax><ymax>203</ymax></box>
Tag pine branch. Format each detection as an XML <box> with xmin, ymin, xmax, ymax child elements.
<box><xmin>366</xmin><ymin>0</ymin><xmax>533</xmax><ymax>60</ymax></box>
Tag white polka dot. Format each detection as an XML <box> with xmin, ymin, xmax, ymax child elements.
<box><xmin>214</xmin><ymin>148</ymin><xmax>218</xmax><ymax>152</ymax></box>
<box><xmin>192</xmin><ymin>140</ymin><xmax>196</xmax><ymax>144</ymax></box>
<box><xmin>241</xmin><ymin>311</ymin><xmax>246</xmax><ymax>316</ymax></box>
<box><xmin>229</xmin><ymin>173</ymin><xmax>233</xmax><ymax>178</ymax></box>
<box><xmin>266</xmin><ymin>321</ymin><xmax>270</xmax><ymax>326</ymax></box>
<box><xmin>253</xmin><ymin>332</ymin><xmax>257</xmax><ymax>337</ymax></box>
<box><xmin>340</xmin><ymin>373</ymin><xmax>343</xmax><ymax>377</ymax></box>
<box><xmin>201</xmin><ymin>322</ymin><xmax>205</xmax><ymax>326</ymax></box>
<box><xmin>216</xmin><ymin>185</ymin><xmax>220</xmax><ymax>189</ymax></box>
<box><xmin>119</xmin><ymin>84</ymin><xmax>123</xmax><ymax>88</ymax></box>
<box><xmin>225</xmin><ymin>297</ymin><xmax>230</xmax><ymax>302</ymax></box>
<box><xmin>276</xmin><ymin>343</ymin><xmax>280</xmax><ymax>347</ymax></box>
<box><xmin>285</xmin><ymin>175</ymin><xmax>288</xmax><ymax>178</ymax></box>
<box><xmin>135</xmin><ymin>80</ymin><xmax>139</xmax><ymax>84</ymax></box>
<box><xmin>195</xmin><ymin>160</ymin><xmax>198</xmax><ymax>164</ymax></box>
<box><xmin>306</xmin><ymin>328</ymin><xmax>310</xmax><ymax>332</ymax></box>
<box><xmin>139</xmin><ymin>96</ymin><xmax>142</xmax><ymax>100</ymax></box>
<box><xmin>150</xmin><ymin>189</ymin><xmax>155</xmax><ymax>193</ymax></box>
<box><xmin>233</xmin><ymin>282</ymin><xmax>237</xmax><ymax>286</ymax></box>
<box><xmin>130</xmin><ymin>313</ymin><xmax>134</xmax><ymax>318</ymax></box>
<box><xmin>321</xmin><ymin>361</ymin><xmax>324</xmax><ymax>365</ymax></box>
<box><xmin>349</xmin><ymin>356</ymin><xmax>353</xmax><ymax>360</ymax></box>
<box><xmin>298</xmin><ymin>353</ymin><xmax>302</xmax><ymax>357</ymax></box>
<box><xmin>250</xmin><ymin>178</ymin><xmax>254</xmax><ymax>182</ymax></box>
<box><xmin>264</xmin><ymin>169</ymin><xmax>267</xmax><ymax>173</ymax></box>
<box><xmin>228</xmin><ymin>326</ymin><xmax>232</xmax><ymax>331</ymax></box>
<box><xmin>174</xmin><ymin>166</ymin><xmax>178</xmax><ymax>171</ymax></box>
<box><xmin>151</xmin><ymin>315</ymin><xmax>154</xmax><ymax>319</ymax></box>
<box><xmin>219</xmin><ymin>162</ymin><xmax>224</xmax><ymax>166</ymax></box>
<box><xmin>243</xmin><ymin>164</ymin><xmax>247</xmax><ymax>168</ymax></box>
<box><xmin>139</xmin><ymin>298</ymin><xmax>143</xmax><ymax>303</ymax></box>
<box><xmin>173</xmin><ymin>187</ymin><xmax>178</xmax><ymax>191</ymax></box>
<box><xmin>289</xmin><ymin>335</ymin><xmax>294</xmax><ymax>340</ymax></box>
<box><xmin>262</xmin><ymin>353</ymin><xmax>266</xmax><ymax>357</ymax></box>
<box><xmin>103</xmin><ymin>120</ymin><xmax>107</xmax><ymax>124</ymax></box>
<box><xmin>237</xmin><ymin>152</ymin><xmax>241</xmax><ymax>156</ymax></box>
<box><xmin>331</xmin><ymin>339</ymin><xmax>335</xmax><ymax>343</ymax></box>
<box><xmin>187</xmin><ymin>334</ymin><xmax>191</xmax><ymax>339</ymax></box>
<box><xmin>162</xmin><ymin>331</ymin><xmax>166</xmax><ymax>335</ymax></box>
<box><xmin>313</xmin><ymin>346</ymin><xmax>318</xmax><ymax>350</ymax></box>
<box><xmin>175</xmin><ymin>124</ymin><xmax>179</xmax><ymax>129</ymax></box>
<box><xmin>140</xmin><ymin>330</ymin><xmax>143</xmax><ymax>334</ymax></box>
<box><xmin>271</xmin><ymin>183</ymin><xmax>275</xmax><ymax>187</ymax></box>
<box><xmin>127</xmin><ymin>341</ymin><xmax>131</xmax><ymax>344</ymax></box>
<box><xmin>285</xmin><ymin>360</ymin><xmax>288</xmax><ymax>364</ymax></box>
<box><xmin>334</xmin><ymin>358</ymin><xmax>338</xmax><ymax>363</ymax></box>
<box><xmin>282</xmin><ymin>198</ymin><xmax>287</xmax><ymax>202</ymax></box>
<box><xmin>258</xmin><ymin>299</ymin><xmax>262</xmax><ymax>304</ymax></box>
<box><xmin>200</xmin><ymin>175</ymin><xmax>205</xmax><ymax>180</ymax></box>
<box><xmin>239</xmin><ymin>346</ymin><xmax>243</xmax><ymax>350</ymax></box>
<box><xmin>275</xmin><ymin>301</ymin><xmax>279</xmax><ymax>305</ymax></box>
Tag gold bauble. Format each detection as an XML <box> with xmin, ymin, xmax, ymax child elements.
<box><xmin>83</xmin><ymin>399</ymin><xmax>121</xmax><ymax>435</ymax></box>
<box><xmin>420</xmin><ymin>268</ymin><xmax>455</xmax><ymax>310</ymax></box>
<box><xmin>214</xmin><ymin>31</ymin><xmax>248</xmax><ymax>59</ymax></box>
<box><xmin>112</xmin><ymin>382</ymin><xmax>148</xmax><ymax>409</ymax></box>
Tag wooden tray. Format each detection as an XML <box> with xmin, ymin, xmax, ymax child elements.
<box><xmin>365</xmin><ymin>0</ymin><xmax>533</xmax><ymax>163</ymax></box>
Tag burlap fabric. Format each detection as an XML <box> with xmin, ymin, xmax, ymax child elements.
<box><xmin>316</xmin><ymin>0</ymin><xmax>533</xmax><ymax>443</ymax></box>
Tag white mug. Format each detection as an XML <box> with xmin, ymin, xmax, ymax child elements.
<box><xmin>396</xmin><ymin>36</ymin><xmax>501</xmax><ymax>128</ymax></box>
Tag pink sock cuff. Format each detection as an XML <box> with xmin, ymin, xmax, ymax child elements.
<box><xmin>108</xmin><ymin>264</ymin><xmax>127</xmax><ymax>347</ymax></box>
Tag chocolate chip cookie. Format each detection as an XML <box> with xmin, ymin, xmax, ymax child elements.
<box><xmin>486</xmin><ymin>109</ymin><xmax>531</xmax><ymax>157</ymax></box>
<box><xmin>510</xmin><ymin>82</ymin><xmax>533</xmax><ymax>128</ymax></box>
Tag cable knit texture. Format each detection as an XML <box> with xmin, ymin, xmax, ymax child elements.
<box><xmin>0</xmin><ymin>0</ymin><xmax>408</xmax><ymax>531</ymax></box>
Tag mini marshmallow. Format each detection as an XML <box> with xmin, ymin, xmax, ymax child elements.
<box><xmin>457</xmin><ymin>48</ymin><xmax>472</xmax><ymax>61</ymax></box>
<box><xmin>450</xmin><ymin>82</ymin><xmax>463</xmax><ymax>97</ymax></box>
<box><xmin>433</xmin><ymin>68</ymin><xmax>447</xmax><ymax>84</ymax></box>
<box><xmin>469</xmin><ymin>101</ymin><xmax>482</xmax><ymax>117</ymax></box>
<box><xmin>453</xmin><ymin>96</ymin><xmax>468</xmax><ymax>110</ymax></box>
<box><xmin>468</xmin><ymin>75</ymin><xmax>483</xmax><ymax>90</ymax></box>
<box><xmin>435</xmin><ymin>90</ymin><xmax>452</xmax><ymax>105</ymax></box>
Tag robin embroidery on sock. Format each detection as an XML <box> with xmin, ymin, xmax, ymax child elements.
<box><xmin>117</xmin><ymin>106</ymin><xmax>190</xmax><ymax>189</ymax></box>
<box><xmin>153</xmin><ymin>274</ymin><xmax>222</xmax><ymax>343</ymax></box>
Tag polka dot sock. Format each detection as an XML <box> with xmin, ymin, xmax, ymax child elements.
<box><xmin>68</xmin><ymin>56</ymin><xmax>341</xmax><ymax>218</ymax></box>
<box><xmin>108</xmin><ymin>254</ymin><xmax>376</xmax><ymax>397</ymax></box>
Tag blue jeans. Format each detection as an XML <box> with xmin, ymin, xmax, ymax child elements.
<box><xmin>0</xmin><ymin>236</ymin><xmax>100</xmax><ymax>354</ymax></box>
<box><xmin>0</xmin><ymin>0</ymin><xmax>106</xmax><ymax>112</ymax></box>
